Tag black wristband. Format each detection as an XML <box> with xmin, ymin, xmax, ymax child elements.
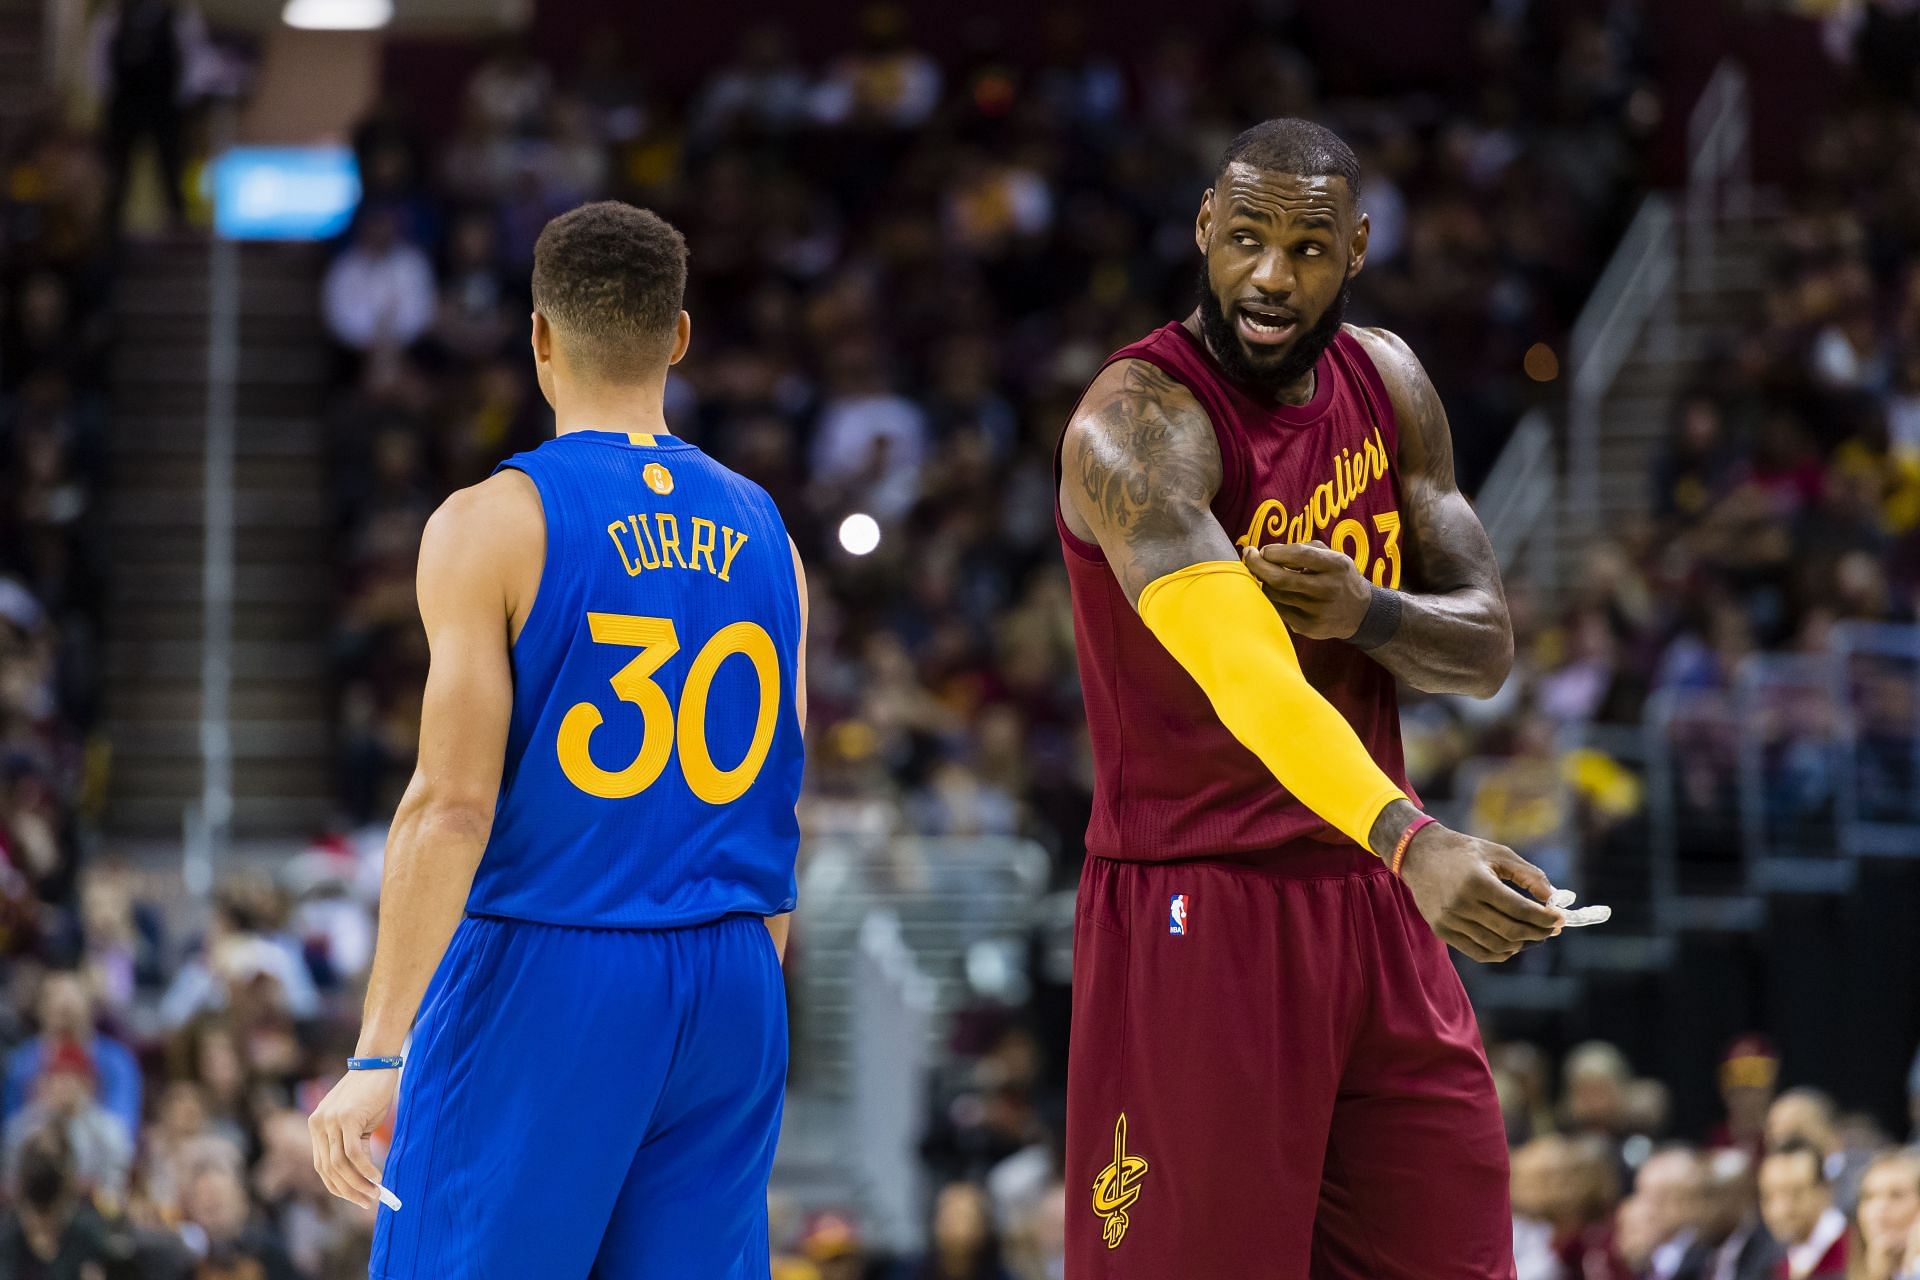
<box><xmin>1348</xmin><ymin>586</ymin><xmax>1403</xmax><ymax>651</ymax></box>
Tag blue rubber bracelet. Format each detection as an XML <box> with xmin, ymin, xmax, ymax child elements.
<box><xmin>347</xmin><ymin>1056</ymin><xmax>404</xmax><ymax>1071</ymax></box>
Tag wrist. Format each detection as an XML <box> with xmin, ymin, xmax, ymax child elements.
<box><xmin>1347</xmin><ymin>585</ymin><xmax>1403</xmax><ymax>651</ymax></box>
<box><xmin>1391</xmin><ymin>814</ymin><xmax>1440</xmax><ymax>877</ymax></box>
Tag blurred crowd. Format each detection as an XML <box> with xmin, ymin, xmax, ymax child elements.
<box><xmin>318</xmin><ymin>0</ymin><xmax>1661</xmax><ymax>858</ymax></box>
<box><xmin>761</xmin><ymin>1030</ymin><xmax>1920</xmax><ymax>1280</ymax></box>
<box><xmin>1</xmin><ymin>0</ymin><xmax>1918</xmax><ymax>1275</ymax></box>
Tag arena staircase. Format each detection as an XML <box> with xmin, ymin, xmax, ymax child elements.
<box><xmin>102</xmin><ymin>240</ymin><xmax>337</xmax><ymax>842</ymax></box>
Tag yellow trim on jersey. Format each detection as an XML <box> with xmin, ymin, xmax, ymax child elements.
<box><xmin>1137</xmin><ymin>560</ymin><xmax>1407</xmax><ymax>850</ymax></box>
<box><xmin>628</xmin><ymin>431</ymin><xmax>658</xmax><ymax>447</ymax></box>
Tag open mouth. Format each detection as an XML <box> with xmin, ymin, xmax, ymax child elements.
<box><xmin>1235</xmin><ymin>303</ymin><xmax>1299</xmax><ymax>347</ymax></box>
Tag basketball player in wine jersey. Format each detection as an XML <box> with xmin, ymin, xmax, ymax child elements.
<box><xmin>1057</xmin><ymin>120</ymin><xmax>1570</xmax><ymax>1278</ymax></box>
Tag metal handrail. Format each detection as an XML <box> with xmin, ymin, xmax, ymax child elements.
<box><xmin>1687</xmin><ymin>61</ymin><xmax>1752</xmax><ymax>292</ymax></box>
<box><xmin>1476</xmin><ymin>409</ymin><xmax>1555</xmax><ymax>585</ymax></box>
<box><xmin>1567</xmin><ymin>196</ymin><xmax>1677</xmax><ymax>543</ymax></box>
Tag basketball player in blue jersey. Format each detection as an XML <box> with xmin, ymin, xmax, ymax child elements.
<box><xmin>307</xmin><ymin>201</ymin><xmax>808</xmax><ymax>1279</ymax></box>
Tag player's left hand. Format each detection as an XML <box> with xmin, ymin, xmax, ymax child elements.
<box><xmin>1242</xmin><ymin>541</ymin><xmax>1374</xmax><ymax>641</ymax></box>
<box><xmin>310</xmin><ymin>1067</ymin><xmax>396</xmax><ymax>1210</ymax></box>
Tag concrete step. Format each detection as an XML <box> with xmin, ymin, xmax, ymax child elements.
<box><xmin>105</xmin><ymin>639</ymin><xmax>329</xmax><ymax>682</ymax></box>
<box><xmin>106</xmin><ymin>718</ymin><xmax>332</xmax><ymax>759</ymax></box>
<box><xmin>100</xmin><ymin>452</ymin><xmax>328</xmax><ymax>493</ymax></box>
<box><xmin>110</xmin><ymin>417</ymin><xmax>323</xmax><ymax>457</ymax></box>
<box><xmin>108</xmin><ymin>563</ymin><xmax>330</xmax><ymax>606</ymax></box>
<box><xmin>99</xmin><ymin>601</ymin><xmax>324</xmax><ymax>644</ymax></box>
<box><xmin>115</xmin><ymin>345</ymin><xmax>331</xmax><ymax>386</ymax></box>
<box><xmin>107</xmin><ymin>490</ymin><xmax>328</xmax><ymax>528</ymax></box>
<box><xmin>106</xmin><ymin>525</ymin><xmax>322</xmax><ymax>567</ymax></box>
<box><xmin>104</xmin><ymin>794</ymin><xmax>337</xmax><ymax>841</ymax></box>
<box><xmin>105</xmin><ymin>678</ymin><xmax>329</xmax><ymax>722</ymax></box>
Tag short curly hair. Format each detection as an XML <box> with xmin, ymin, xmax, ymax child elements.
<box><xmin>532</xmin><ymin>201</ymin><xmax>688</xmax><ymax>382</ymax></box>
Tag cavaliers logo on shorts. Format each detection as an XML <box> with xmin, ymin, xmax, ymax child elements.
<box><xmin>1090</xmin><ymin>1113</ymin><xmax>1150</xmax><ymax>1248</ymax></box>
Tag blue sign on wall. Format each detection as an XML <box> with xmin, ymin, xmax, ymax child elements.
<box><xmin>213</xmin><ymin>147</ymin><xmax>360</xmax><ymax>241</ymax></box>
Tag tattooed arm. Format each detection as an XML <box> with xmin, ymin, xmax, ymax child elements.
<box><xmin>1244</xmin><ymin>327</ymin><xmax>1514</xmax><ymax>697</ymax></box>
<box><xmin>1060</xmin><ymin>358</ymin><xmax>1562</xmax><ymax>957</ymax></box>
<box><xmin>1059</xmin><ymin>359</ymin><xmax>1425</xmax><ymax>864</ymax></box>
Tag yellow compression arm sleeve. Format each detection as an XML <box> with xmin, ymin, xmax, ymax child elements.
<box><xmin>1137</xmin><ymin>560</ymin><xmax>1409</xmax><ymax>850</ymax></box>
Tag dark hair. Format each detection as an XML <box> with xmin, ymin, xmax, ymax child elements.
<box><xmin>1215</xmin><ymin>118</ymin><xmax>1361</xmax><ymax>199</ymax></box>
<box><xmin>532</xmin><ymin>201</ymin><xmax>689</xmax><ymax>381</ymax></box>
<box><xmin>1768</xmin><ymin>1140</ymin><xmax>1827</xmax><ymax>1186</ymax></box>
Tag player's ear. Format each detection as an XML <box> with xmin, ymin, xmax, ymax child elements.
<box><xmin>530</xmin><ymin>311</ymin><xmax>552</xmax><ymax>365</ymax></box>
<box><xmin>1348</xmin><ymin>212</ymin><xmax>1369</xmax><ymax>280</ymax></box>
<box><xmin>1195</xmin><ymin>188</ymin><xmax>1215</xmax><ymax>255</ymax></box>
<box><xmin>667</xmin><ymin>311</ymin><xmax>691</xmax><ymax>367</ymax></box>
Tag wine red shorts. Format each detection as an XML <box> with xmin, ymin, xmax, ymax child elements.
<box><xmin>1065</xmin><ymin>847</ymin><xmax>1516</xmax><ymax>1279</ymax></box>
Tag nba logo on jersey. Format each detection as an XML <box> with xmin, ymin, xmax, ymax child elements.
<box><xmin>1169</xmin><ymin>894</ymin><xmax>1188</xmax><ymax>936</ymax></box>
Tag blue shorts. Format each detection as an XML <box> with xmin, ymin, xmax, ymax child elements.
<box><xmin>369</xmin><ymin>913</ymin><xmax>787</xmax><ymax>1279</ymax></box>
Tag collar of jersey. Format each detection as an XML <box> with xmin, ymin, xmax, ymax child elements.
<box><xmin>561</xmin><ymin>429</ymin><xmax>694</xmax><ymax>450</ymax></box>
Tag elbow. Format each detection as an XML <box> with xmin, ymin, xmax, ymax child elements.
<box><xmin>1467</xmin><ymin>618</ymin><xmax>1516</xmax><ymax>699</ymax></box>
<box><xmin>399</xmin><ymin>787</ymin><xmax>496</xmax><ymax>849</ymax></box>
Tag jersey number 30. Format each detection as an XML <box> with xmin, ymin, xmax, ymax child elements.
<box><xmin>557</xmin><ymin>612</ymin><xmax>780</xmax><ymax>805</ymax></box>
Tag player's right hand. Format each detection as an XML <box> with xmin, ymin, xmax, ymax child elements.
<box><xmin>1397</xmin><ymin>824</ymin><xmax>1564</xmax><ymax>963</ymax></box>
<box><xmin>310</xmin><ymin>1067</ymin><xmax>398</xmax><ymax>1211</ymax></box>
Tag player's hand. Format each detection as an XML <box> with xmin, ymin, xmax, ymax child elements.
<box><xmin>1396</xmin><ymin>824</ymin><xmax>1564</xmax><ymax>963</ymax></box>
<box><xmin>310</xmin><ymin>1067</ymin><xmax>396</xmax><ymax>1210</ymax></box>
<box><xmin>1241</xmin><ymin>541</ymin><xmax>1373</xmax><ymax>641</ymax></box>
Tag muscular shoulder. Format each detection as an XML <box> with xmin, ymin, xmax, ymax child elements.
<box><xmin>419</xmin><ymin>470</ymin><xmax>545</xmax><ymax>632</ymax></box>
<box><xmin>1344</xmin><ymin>325</ymin><xmax>1448</xmax><ymax>474</ymax></box>
<box><xmin>1063</xmin><ymin>357</ymin><xmax>1222</xmax><ymax>518</ymax></box>
<box><xmin>1344</xmin><ymin>325</ymin><xmax>1429</xmax><ymax>406</ymax></box>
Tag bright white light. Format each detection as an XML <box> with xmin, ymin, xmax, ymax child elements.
<box><xmin>283</xmin><ymin>0</ymin><xmax>392</xmax><ymax>29</ymax></box>
<box><xmin>838</xmin><ymin>513</ymin><xmax>880</xmax><ymax>556</ymax></box>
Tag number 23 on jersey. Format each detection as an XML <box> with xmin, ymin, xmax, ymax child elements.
<box><xmin>556</xmin><ymin>612</ymin><xmax>780</xmax><ymax>805</ymax></box>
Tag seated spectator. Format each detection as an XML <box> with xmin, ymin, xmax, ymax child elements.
<box><xmin>3</xmin><ymin>1039</ymin><xmax>133</xmax><ymax>1201</ymax></box>
<box><xmin>3</xmin><ymin>969</ymin><xmax>141</xmax><ymax>1142</ymax></box>
<box><xmin>322</xmin><ymin>209</ymin><xmax>437</xmax><ymax>356</ymax></box>
<box><xmin>0</xmin><ymin>1126</ymin><xmax>139</xmax><ymax>1276</ymax></box>
<box><xmin>1761</xmin><ymin>1142</ymin><xmax>1848</xmax><ymax>1279</ymax></box>
<box><xmin>896</xmin><ymin>1181</ymin><xmax>1014</xmax><ymax>1280</ymax></box>
<box><xmin>1853</xmin><ymin>1148</ymin><xmax>1920</xmax><ymax>1280</ymax></box>
<box><xmin>1713</xmin><ymin>1036</ymin><xmax>1782</xmax><ymax>1163</ymax></box>
<box><xmin>1770</xmin><ymin>1089</ymin><xmax>1869</xmax><ymax>1211</ymax></box>
<box><xmin>1698</xmin><ymin>1147</ymin><xmax>1781</xmax><ymax>1280</ymax></box>
<box><xmin>176</xmin><ymin>1158</ymin><xmax>301</xmax><ymax>1280</ymax></box>
<box><xmin>1633</xmin><ymin>1147</ymin><xmax>1709</xmax><ymax>1280</ymax></box>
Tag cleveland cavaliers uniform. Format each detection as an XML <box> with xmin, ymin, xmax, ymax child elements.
<box><xmin>1058</xmin><ymin>325</ymin><xmax>1514</xmax><ymax>1279</ymax></box>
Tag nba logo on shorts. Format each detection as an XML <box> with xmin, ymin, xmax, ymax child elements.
<box><xmin>1169</xmin><ymin>894</ymin><xmax>1188</xmax><ymax>936</ymax></box>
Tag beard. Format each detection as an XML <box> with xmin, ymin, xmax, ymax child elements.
<box><xmin>1195</xmin><ymin>264</ymin><xmax>1352</xmax><ymax>399</ymax></box>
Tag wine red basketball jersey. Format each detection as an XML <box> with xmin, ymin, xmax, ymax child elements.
<box><xmin>1055</xmin><ymin>322</ymin><xmax>1418</xmax><ymax>862</ymax></box>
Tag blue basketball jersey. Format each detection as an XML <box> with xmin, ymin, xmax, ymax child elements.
<box><xmin>468</xmin><ymin>429</ymin><xmax>802</xmax><ymax>929</ymax></box>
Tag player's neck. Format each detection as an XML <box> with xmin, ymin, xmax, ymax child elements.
<box><xmin>551</xmin><ymin>382</ymin><xmax>671</xmax><ymax>439</ymax></box>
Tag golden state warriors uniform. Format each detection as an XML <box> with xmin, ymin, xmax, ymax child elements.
<box><xmin>371</xmin><ymin>430</ymin><xmax>801</xmax><ymax>1280</ymax></box>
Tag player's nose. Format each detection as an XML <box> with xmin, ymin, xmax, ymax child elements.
<box><xmin>1249</xmin><ymin>248</ymin><xmax>1295</xmax><ymax>297</ymax></box>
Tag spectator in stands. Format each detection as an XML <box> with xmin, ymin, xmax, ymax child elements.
<box><xmin>1634</xmin><ymin>1147</ymin><xmax>1710</xmax><ymax>1280</ymax></box>
<box><xmin>794</xmin><ymin>1209</ymin><xmax>876</xmax><ymax>1280</ymax></box>
<box><xmin>3</xmin><ymin>970</ymin><xmax>140</xmax><ymax>1142</ymax></box>
<box><xmin>1770</xmin><ymin>1090</ymin><xmax>1870</xmax><ymax>1210</ymax></box>
<box><xmin>1714</xmin><ymin>1036</ymin><xmax>1782</xmax><ymax>1162</ymax></box>
<box><xmin>1761</xmin><ymin>1142</ymin><xmax>1849</xmax><ymax>1279</ymax></box>
<box><xmin>898</xmin><ymin>1182</ymin><xmax>1014</xmax><ymax>1280</ymax></box>
<box><xmin>321</xmin><ymin>209</ymin><xmax>438</xmax><ymax>359</ymax></box>
<box><xmin>1852</xmin><ymin>1149</ymin><xmax>1920</xmax><ymax>1280</ymax></box>
<box><xmin>1565</xmin><ymin>1041</ymin><xmax>1637</xmax><ymax>1153</ymax></box>
<box><xmin>176</xmin><ymin>1156</ymin><xmax>300</xmax><ymax>1280</ymax></box>
<box><xmin>2</xmin><ymin>1039</ymin><xmax>133</xmax><ymax>1201</ymax></box>
<box><xmin>0</xmin><ymin>1125</ymin><xmax>130</xmax><ymax>1276</ymax></box>
<box><xmin>1002</xmin><ymin>1182</ymin><xmax>1064</xmax><ymax>1280</ymax></box>
<box><xmin>88</xmin><ymin>0</ymin><xmax>209</xmax><ymax>231</ymax></box>
<box><xmin>1699</xmin><ymin>1147</ymin><xmax>1782</xmax><ymax>1280</ymax></box>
